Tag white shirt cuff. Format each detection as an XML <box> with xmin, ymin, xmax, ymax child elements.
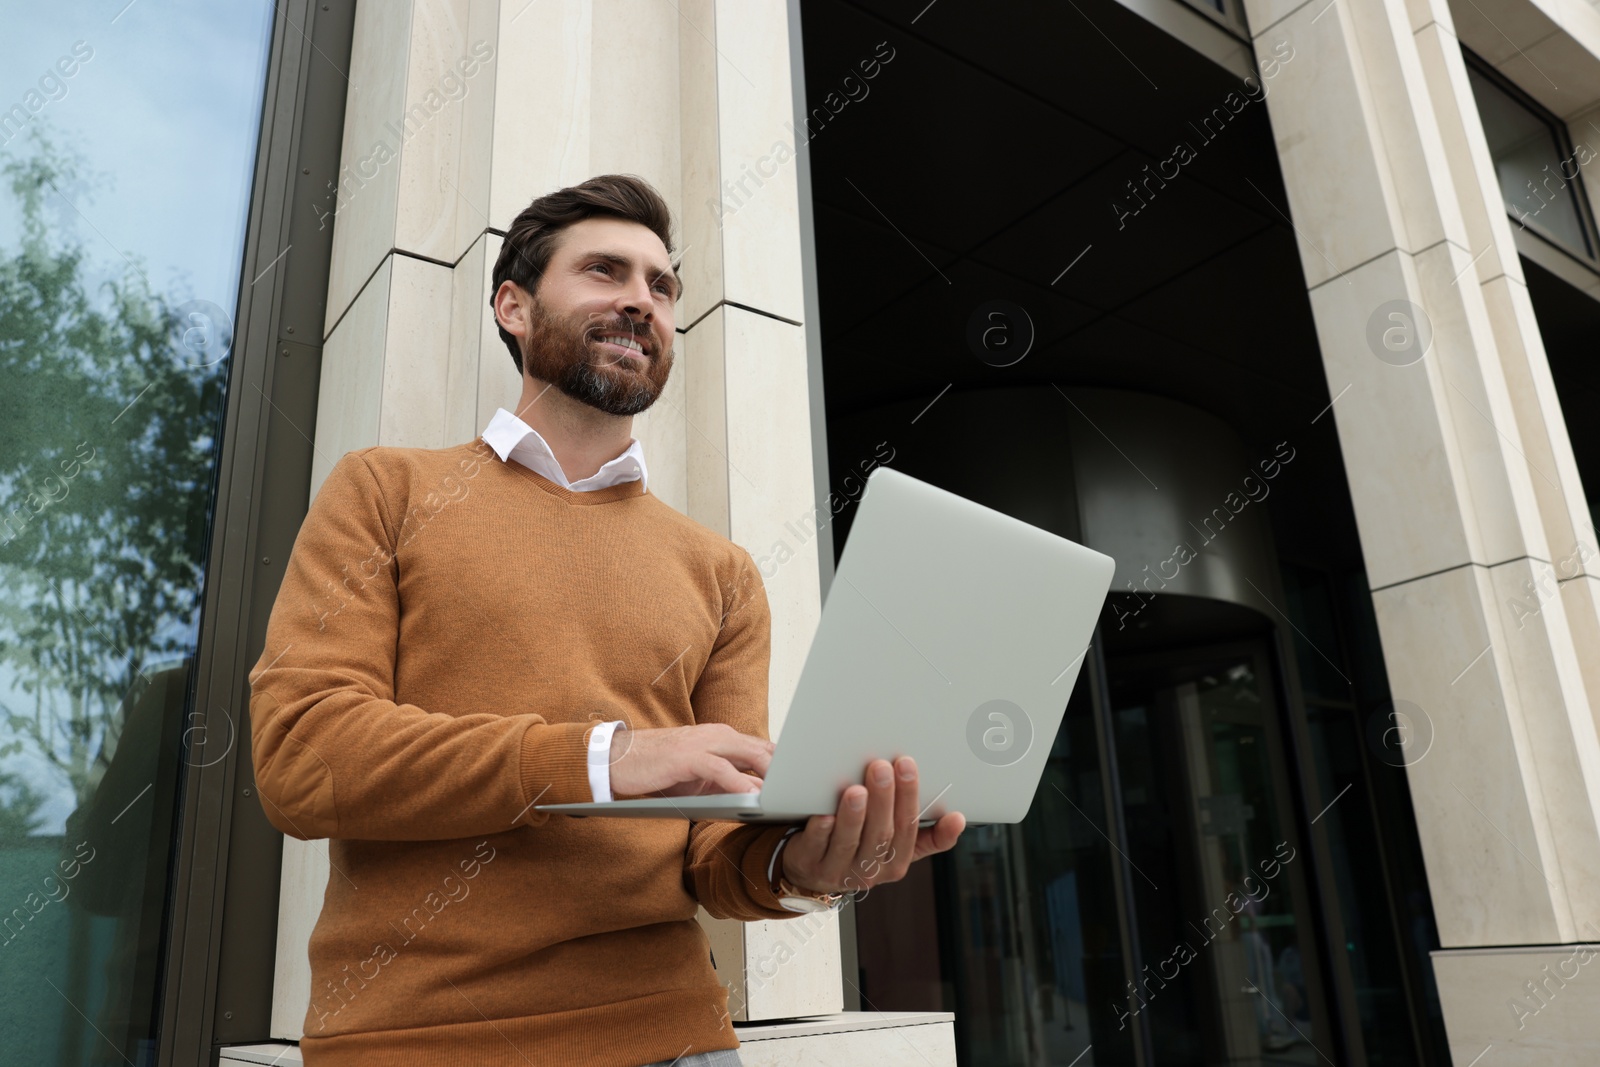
<box><xmin>587</xmin><ymin>721</ymin><xmax>626</xmax><ymax>802</ymax></box>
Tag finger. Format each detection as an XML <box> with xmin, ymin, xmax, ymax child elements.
<box><xmin>912</xmin><ymin>811</ymin><xmax>967</xmax><ymax>862</ymax></box>
<box><xmin>856</xmin><ymin>759</ymin><xmax>897</xmax><ymax>877</ymax></box>
<box><xmin>736</xmin><ymin>770</ymin><xmax>764</xmax><ymax>795</ymax></box>
<box><xmin>824</xmin><ymin>784</ymin><xmax>868</xmax><ymax>883</ymax></box>
<box><xmin>797</xmin><ymin>813</ymin><xmax>835</xmax><ymax>852</ymax></box>
<box><xmin>694</xmin><ymin>753</ymin><xmax>763</xmax><ymax>794</ymax></box>
<box><xmin>884</xmin><ymin>756</ymin><xmax>921</xmax><ymax>876</ymax></box>
<box><xmin>703</xmin><ymin>727</ymin><xmax>775</xmax><ymax>779</ymax></box>
<box><xmin>781</xmin><ymin>814</ymin><xmax>837</xmax><ymax>881</ymax></box>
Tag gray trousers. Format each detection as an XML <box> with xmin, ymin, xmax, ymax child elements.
<box><xmin>636</xmin><ymin>1049</ymin><xmax>743</xmax><ymax>1066</ymax></box>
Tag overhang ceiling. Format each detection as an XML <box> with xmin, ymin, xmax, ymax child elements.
<box><xmin>801</xmin><ymin>0</ymin><xmax>1362</xmax><ymax>566</ymax></box>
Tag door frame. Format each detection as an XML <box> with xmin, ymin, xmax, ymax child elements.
<box><xmin>156</xmin><ymin>1</ymin><xmax>355</xmax><ymax>1063</ymax></box>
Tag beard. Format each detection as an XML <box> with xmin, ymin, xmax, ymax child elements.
<box><xmin>519</xmin><ymin>296</ymin><xmax>675</xmax><ymax>417</ymax></box>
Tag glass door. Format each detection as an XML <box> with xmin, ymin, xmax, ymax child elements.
<box><xmin>1108</xmin><ymin>642</ymin><xmax>1332</xmax><ymax>1066</ymax></box>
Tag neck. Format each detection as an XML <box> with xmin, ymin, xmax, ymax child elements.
<box><xmin>512</xmin><ymin>377</ymin><xmax>634</xmax><ymax>484</ymax></box>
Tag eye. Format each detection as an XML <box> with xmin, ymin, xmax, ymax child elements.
<box><xmin>588</xmin><ymin>263</ymin><xmax>612</xmax><ymax>275</ymax></box>
<box><xmin>652</xmin><ymin>279</ymin><xmax>672</xmax><ymax>295</ymax></box>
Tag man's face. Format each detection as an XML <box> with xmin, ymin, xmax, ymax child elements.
<box><xmin>510</xmin><ymin>216</ymin><xmax>679</xmax><ymax>417</ymax></box>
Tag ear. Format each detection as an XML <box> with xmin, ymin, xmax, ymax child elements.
<box><xmin>493</xmin><ymin>280</ymin><xmax>530</xmax><ymax>340</ymax></box>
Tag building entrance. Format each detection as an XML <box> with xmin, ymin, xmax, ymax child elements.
<box><xmin>832</xmin><ymin>379</ymin><xmax>1447</xmax><ymax>1065</ymax></box>
<box><xmin>852</xmin><ymin>603</ymin><xmax>1345</xmax><ymax>1067</ymax></box>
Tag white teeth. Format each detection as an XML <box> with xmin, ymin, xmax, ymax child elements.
<box><xmin>599</xmin><ymin>333</ymin><xmax>643</xmax><ymax>353</ymax></box>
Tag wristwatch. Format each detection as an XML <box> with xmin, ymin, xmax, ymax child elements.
<box><xmin>771</xmin><ymin>870</ymin><xmax>844</xmax><ymax>915</ymax></box>
<box><xmin>770</xmin><ymin>830</ymin><xmax>846</xmax><ymax>913</ymax></box>
<box><xmin>775</xmin><ymin>872</ymin><xmax>846</xmax><ymax>913</ymax></box>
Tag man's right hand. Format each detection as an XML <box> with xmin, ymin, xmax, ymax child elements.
<box><xmin>607</xmin><ymin>723</ymin><xmax>773</xmax><ymax>799</ymax></box>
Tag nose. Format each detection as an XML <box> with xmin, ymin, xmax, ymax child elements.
<box><xmin>616</xmin><ymin>275</ymin><xmax>658</xmax><ymax>325</ymax></box>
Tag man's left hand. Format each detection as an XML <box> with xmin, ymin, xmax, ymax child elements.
<box><xmin>778</xmin><ymin>756</ymin><xmax>965</xmax><ymax>896</ymax></box>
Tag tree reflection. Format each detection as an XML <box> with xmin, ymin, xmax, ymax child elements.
<box><xmin>0</xmin><ymin>127</ymin><xmax>229</xmax><ymax>1066</ymax></box>
<box><xmin>0</xmin><ymin>128</ymin><xmax>225</xmax><ymax>816</ymax></box>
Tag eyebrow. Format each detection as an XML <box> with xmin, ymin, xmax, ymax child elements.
<box><xmin>580</xmin><ymin>249</ymin><xmax>684</xmax><ymax>301</ymax></box>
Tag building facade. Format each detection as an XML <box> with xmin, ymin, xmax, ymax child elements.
<box><xmin>5</xmin><ymin>0</ymin><xmax>1600</xmax><ymax>1064</ymax></box>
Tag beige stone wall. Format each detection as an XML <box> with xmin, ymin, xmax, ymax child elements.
<box><xmin>1435</xmin><ymin>944</ymin><xmax>1600</xmax><ymax>1064</ymax></box>
<box><xmin>273</xmin><ymin>0</ymin><xmax>844</xmax><ymax>1039</ymax></box>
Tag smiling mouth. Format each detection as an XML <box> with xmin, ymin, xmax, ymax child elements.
<box><xmin>595</xmin><ymin>332</ymin><xmax>647</xmax><ymax>360</ymax></box>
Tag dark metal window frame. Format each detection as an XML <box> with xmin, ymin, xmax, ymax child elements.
<box><xmin>1463</xmin><ymin>46</ymin><xmax>1600</xmax><ymax>266</ymax></box>
<box><xmin>1174</xmin><ymin>0</ymin><xmax>1252</xmax><ymax>43</ymax></box>
<box><xmin>156</xmin><ymin>1</ymin><xmax>356</xmax><ymax>1063</ymax></box>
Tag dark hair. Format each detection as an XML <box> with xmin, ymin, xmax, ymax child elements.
<box><xmin>489</xmin><ymin>173</ymin><xmax>678</xmax><ymax>375</ymax></box>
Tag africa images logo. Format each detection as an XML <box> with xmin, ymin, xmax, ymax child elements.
<box><xmin>966</xmin><ymin>699</ymin><xmax>1033</xmax><ymax>767</ymax></box>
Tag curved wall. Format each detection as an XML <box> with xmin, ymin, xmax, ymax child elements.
<box><xmin>828</xmin><ymin>386</ymin><xmax>1285</xmax><ymax>626</ymax></box>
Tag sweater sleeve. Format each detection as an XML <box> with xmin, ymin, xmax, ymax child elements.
<box><xmin>681</xmin><ymin>549</ymin><xmax>807</xmax><ymax>921</ymax></box>
<box><xmin>246</xmin><ymin>451</ymin><xmax>594</xmax><ymax>842</ymax></box>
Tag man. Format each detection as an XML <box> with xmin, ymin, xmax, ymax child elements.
<box><xmin>248</xmin><ymin>173</ymin><xmax>965</xmax><ymax>1067</ymax></box>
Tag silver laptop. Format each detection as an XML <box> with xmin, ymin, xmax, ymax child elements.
<box><xmin>535</xmin><ymin>465</ymin><xmax>1116</xmax><ymax>825</ymax></box>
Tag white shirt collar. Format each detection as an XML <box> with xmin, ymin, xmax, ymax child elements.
<box><xmin>480</xmin><ymin>407</ymin><xmax>648</xmax><ymax>494</ymax></box>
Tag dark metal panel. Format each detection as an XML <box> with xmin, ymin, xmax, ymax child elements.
<box><xmin>157</xmin><ymin>1</ymin><xmax>356</xmax><ymax>1063</ymax></box>
<box><xmin>1225</xmin><ymin>555</ymin><xmax>1370</xmax><ymax>1066</ymax></box>
<box><xmin>1088</xmin><ymin>637</ymin><xmax>1153</xmax><ymax>1067</ymax></box>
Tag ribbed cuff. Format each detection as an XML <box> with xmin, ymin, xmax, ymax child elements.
<box><xmin>742</xmin><ymin>824</ymin><xmax>803</xmax><ymax>915</ymax></box>
<box><xmin>519</xmin><ymin>720</ymin><xmax>605</xmax><ymax>823</ymax></box>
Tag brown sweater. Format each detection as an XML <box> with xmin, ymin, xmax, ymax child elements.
<box><xmin>247</xmin><ymin>438</ymin><xmax>802</xmax><ymax>1066</ymax></box>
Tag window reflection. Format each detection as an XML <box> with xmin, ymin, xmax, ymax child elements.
<box><xmin>1464</xmin><ymin>55</ymin><xmax>1597</xmax><ymax>259</ymax></box>
<box><xmin>0</xmin><ymin>3</ymin><xmax>272</xmax><ymax>1062</ymax></box>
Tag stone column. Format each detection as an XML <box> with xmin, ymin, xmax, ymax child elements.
<box><xmin>275</xmin><ymin>0</ymin><xmax>499</xmax><ymax>1035</ymax></box>
<box><xmin>676</xmin><ymin>0</ymin><xmax>842</xmax><ymax>1023</ymax></box>
<box><xmin>1244</xmin><ymin>0</ymin><xmax>1600</xmax><ymax>1058</ymax></box>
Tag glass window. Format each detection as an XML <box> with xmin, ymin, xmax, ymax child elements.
<box><xmin>1465</xmin><ymin>56</ymin><xmax>1597</xmax><ymax>259</ymax></box>
<box><xmin>1176</xmin><ymin>0</ymin><xmax>1248</xmax><ymax>37</ymax></box>
<box><xmin>0</xmin><ymin>2</ymin><xmax>273</xmax><ymax>1062</ymax></box>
